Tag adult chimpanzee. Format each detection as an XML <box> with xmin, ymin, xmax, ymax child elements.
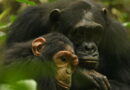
<box><xmin>4</xmin><ymin>32</ymin><xmax>79</xmax><ymax>90</ymax></box>
<box><xmin>6</xmin><ymin>0</ymin><xmax>130</xmax><ymax>90</ymax></box>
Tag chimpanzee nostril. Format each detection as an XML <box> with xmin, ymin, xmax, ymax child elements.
<box><xmin>82</xmin><ymin>42</ymin><xmax>97</xmax><ymax>54</ymax></box>
<box><xmin>84</xmin><ymin>45</ymin><xmax>89</xmax><ymax>51</ymax></box>
<box><xmin>91</xmin><ymin>46</ymin><xmax>97</xmax><ymax>53</ymax></box>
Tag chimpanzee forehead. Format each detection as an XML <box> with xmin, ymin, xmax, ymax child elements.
<box><xmin>58</xmin><ymin>1</ymin><xmax>102</xmax><ymax>30</ymax></box>
<box><xmin>60</xmin><ymin>1</ymin><xmax>92</xmax><ymax>20</ymax></box>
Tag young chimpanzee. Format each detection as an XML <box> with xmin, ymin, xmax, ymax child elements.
<box><xmin>3</xmin><ymin>32</ymin><xmax>79</xmax><ymax>90</ymax></box>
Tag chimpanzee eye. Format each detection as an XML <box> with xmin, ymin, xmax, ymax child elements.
<box><xmin>60</xmin><ymin>56</ymin><xmax>67</xmax><ymax>62</ymax></box>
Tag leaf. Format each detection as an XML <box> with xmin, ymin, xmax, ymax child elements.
<box><xmin>0</xmin><ymin>80</ymin><xmax>37</xmax><ymax>90</ymax></box>
<box><xmin>0</xmin><ymin>22</ymin><xmax>6</xmax><ymax>27</ymax></box>
<box><xmin>10</xmin><ymin>15</ymin><xmax>17</xmax><ymax>23</ymax></box>
<box><xmin>16</xmin><ymin>0</ymin><xmax>36</xmax><ymax>6</ymax></box>
<box><xmin>0</xmin><ymin>32</ymin><xmax>6</xmax><ymax>37</ymax></box>
<box><xmin>123</xmin><ymin>22</ymin><xmax>130</xmax><ymax>28</ymax></box>
<box><xmin>0</xmin><ymin>22</ymin><xmax>11</xmax><ymax>30</ymax></box>
<box><xmin>0</xmin><ymin>32</ymin><xmax>6</xmax><ymax>44</ymax></box>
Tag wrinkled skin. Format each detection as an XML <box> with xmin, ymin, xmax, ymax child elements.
<box><xmin>54</xmin><ymin>50</ymin><xmax>78</xmax><ymax>89</ymax></box>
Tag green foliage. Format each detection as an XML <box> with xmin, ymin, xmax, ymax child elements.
<box><xmin>0</xmin><ymin>15</ymin><xmax>16</xmax><ymax>44</ymax></box>
<box><xmin>16</xmin><ymin>0</ymin><xmax>36</xmax><ymax>6</ymax></box>
<box><xmin>0</xmin><ymin>23</ymin><xmax>11</xmax><ymax>30</ymax></box>
<box><xmin>0</xmin><ymin>32</ymin><xmax>6</xmax><ymax>43</ymax></box>
<box><xmin>0</xmin><ymin>80</ymin><xmax>37</xmax><ymax>90</ymax></box>
<box><xmin>0</xmin><ymin>59</ymin><xmax>56</xmax><ymax>83</ymax></box>
<box><xmin>10</xmin><ymin>15</ymin><xmax>17</xmax><ymax>23</ymax></box>
<box><xmin>0</xmin><ymin>22</ymin><xmax>7</xmax><ymax>27</ymax></box>
<box><xmin>0</xmin><ymin>32</ymin><xmax>6</xmax><ymax>37</ymax></box>
<box><xmin>123</xmin><ymin>22</ymin><xmax>130</xmax><ymax>28</ymax></box>
<box><xmin>0</xmin><ymin>15</ymin><xmax>16</xmax><ymax>31</ymax></box>
<box><xmin>0</xmin><ymin>58</ymin><xmax>57</xmax><ymax>90</ymax></box>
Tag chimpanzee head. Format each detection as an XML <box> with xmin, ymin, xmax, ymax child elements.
<box><xmin>49</xmin><ymin>0</ymin><xmax>107</xmax><ymax>69</ymax></box>
<box><xmin>32</xmin><ymin>33</ymin><xmax>79</xmax><ymax>89</ymax></box>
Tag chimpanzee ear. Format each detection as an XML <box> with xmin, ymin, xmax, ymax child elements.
<box><xmin>32</xmin><ymin>37</ymin><xmax>46</xmax><ymax>56</ymax></box>
<box><xmin>50</xmin><ymin>9</ymin><xmax>61</xmax><ymax>22</ymax></box>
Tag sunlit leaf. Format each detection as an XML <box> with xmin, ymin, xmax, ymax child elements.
<box><xmin>0</xmin><ymin>80</ymin><xmax>37</xmax><ymax>90</ymax></box>
<box><xmin>0</xmin><ymin>32</ymin><xmax>6</xmax><ymax>37</ymax></box>
<box><xmin>10</xmin><ymin>15</ymin><xmax>17</xmax><ymax>23</ymax></box>
<box><xmin>16</xmin><ymin>0</ymin><xmax>36</xmax><ymax>6</ymax></box>
<box><xmin>0</xmin><ymin>22</ymin><xmax>11</xmax><ymax>30</ymax></box>
<box><xmin>0</xmin><ymin>32</ymin><xmax>6</xmax><ymax>44</ymax></box>
<box><xmin>123</xmin><ymin>22</ymin><xmax>130</xmax><ymax>28</ymax></box>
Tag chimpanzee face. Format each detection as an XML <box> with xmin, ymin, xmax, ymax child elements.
<box><xmin>49</xmin><ymin>0</ymin><xmax>107</xmax><ymax>68</ymax></box>
<box><xmin>68</xmin><ymin>10</ymin><xmax>104</xmax><ymax>68</ymax></box>
<box><xmin>69</xmin><ymin>23</ymin><xmax>102</xmax><ymax>68</ymax></box>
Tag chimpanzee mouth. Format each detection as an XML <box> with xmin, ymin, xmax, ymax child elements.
<box><xmin>79</xmin><ymin>56</ymin><xmax>98</xmax><ymax>64</ymax></box>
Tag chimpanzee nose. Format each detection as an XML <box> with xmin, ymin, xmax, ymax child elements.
<box><xmin>82</xmin><ymin>42</ymin><xmax>97</xmax><ymax>54</ymax></box>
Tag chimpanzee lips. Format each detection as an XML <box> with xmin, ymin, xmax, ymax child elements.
<box><xmin>79</xmin><ymin>56</ymin><xmax>98</xmax><ymax>64</ymax></box>
<box><xmin>79</xmin><ymin>56</ymin><xmax>99</xmax><ymax>69</ymax></box>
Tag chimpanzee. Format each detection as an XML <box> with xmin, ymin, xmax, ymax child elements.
<box><xmin>4</xmin><ymin>32</ymin><xmax>79</xmax><ymax>90</ymax></box>
<box><xmin>6</xmin><ymin>0</ymin><xmax>130</xmax><ymax>90</ymax></box>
